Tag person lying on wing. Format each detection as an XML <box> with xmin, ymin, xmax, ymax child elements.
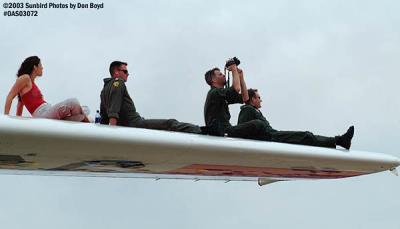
<box><xmin>238</xmin><ymin>88</ymin><xmax>354</xmax><ymax>149</ymax></box>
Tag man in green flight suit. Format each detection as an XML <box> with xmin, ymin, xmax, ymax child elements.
<box><xmin>204</xmin><ymin>59</ymin><xmax>270</xmax><ymax>139</ymax></box>
<box><xmin>100</xmin><ymin>61</ymin><xmax>207</xmax><ymax>134</ymax></box>
<box><xmin>238</xmin><ymin>88</ymin><xmax>354</xmax><ymax>149</ymax></box>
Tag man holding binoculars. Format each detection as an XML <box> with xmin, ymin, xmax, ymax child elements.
<box><xmin>204</xmin><ymin>57</ymin><xmax>354</xmax><ymax>149</ymax></box>
<box><xmin>203</xmin><ymin>57</ymin><xmax>270</xmax><ymax>140</ymax></box>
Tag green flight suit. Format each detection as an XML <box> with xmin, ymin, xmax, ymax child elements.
<box><xmin>100</xmin><ymin>77</ymin><xmax>201</xmax><ymax>133</ymax></box>
<box><xmin>204</xmin><ymin>86</ymin><xmax>269</xmax><ymax>139</ymax></box>
<box><xmin>238</xmin><ymin>104</ymin><xmax>336</xmax><ymax>148</ymax></box>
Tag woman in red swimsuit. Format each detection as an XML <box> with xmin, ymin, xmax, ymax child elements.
<box><xmin>4</xmin><ymin>56</ymin><xmax>89</xmax><ymax>122</ymax></box>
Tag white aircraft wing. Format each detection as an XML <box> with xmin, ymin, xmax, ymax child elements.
<box><xmin>0</xmin><ymin>115</ymin><xmax>398</xmax><ymax>186</ymax></box>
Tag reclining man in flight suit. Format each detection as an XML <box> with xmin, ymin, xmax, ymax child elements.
<box><xmin>100</xmin><ymin>61</ymin><xmax>209</xmax><ymax>134</ymax></box>
<box><xmin>238</xmin><ymin>88</ymin><xmax>354</xmax><ymax>149</ymax></box>
<box><xmin>203</xmin><ymin>58</ymin><xmax>270</xmax><ymax>140</ymax></box>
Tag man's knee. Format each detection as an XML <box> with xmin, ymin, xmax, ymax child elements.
<box><xmin>302</xmin><ymin>131</ymin><xmax>316</xmax><ymax>144</ymax></box>
<box><xmin>226</xmin><ymin>120</ymin><xmax>265</xmax><ymax>138</ymax></box>
<box><xmin>250</xmin><ymin>120</ymin><xmax>267</xmax><ymax>132</ymax></box>
<box><xmin>304</xmin><ymin>131</ymin><xmax>314</xmax><ymax>138</ymax></box>
<box><xmin>166</xmin><ymin>119</ymin><xmax>178</xmax><ymax>126</ymax></box>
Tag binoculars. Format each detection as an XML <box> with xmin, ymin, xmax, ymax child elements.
<box><xmin>225</xmin><ymin>57</ymin><xmax>241</xmax><ymax>68</ymax></box>
<box><xmin>224</xmin><ymin>57</ymin><xmax>241</xmax><ymax>88</ymax></box>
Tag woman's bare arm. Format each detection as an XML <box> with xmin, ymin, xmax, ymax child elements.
<box><xmin>16</xmin><ymin>101</ymin><xmax>24</xmax><ymax>116</ymax></box>
<box><xmin>4</xmin><ymin>75</ymin><xmax>30</xmax><ymax>115</ymax></box>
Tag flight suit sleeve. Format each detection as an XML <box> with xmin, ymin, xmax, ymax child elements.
<box><xmin>238</xmin><ymin>106</ymin><xmax>258</xmax><ymax>124</ymax></box>
<box><xmin>215</xmin><ymin>87</ymin><xmax>243</xmax><ymax>104</ymax></box>
<box><xmin>107</xmin><ymin>80</ymin><xmax>125</xmax><ymax>119</ymax></box>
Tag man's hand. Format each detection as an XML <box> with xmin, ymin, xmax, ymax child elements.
<box><xmin>237</xmin><ymin>67</ymin><xmax>248</xmax><ymax>102</ymax></box>
<box><xmin>227</xmin><ymin>64</ymin><xmax>238</xmax><ymax>72</ymax></box>
<box><xmin>227</xmin><ymin>64</ymin><xmax>241</xmax><ymax>92</ymax></box>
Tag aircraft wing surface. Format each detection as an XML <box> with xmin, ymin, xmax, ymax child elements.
<box><xmin>0</xmin><ymin>115</ymin><xmax>398</xmax><ymax>185</ymax></box>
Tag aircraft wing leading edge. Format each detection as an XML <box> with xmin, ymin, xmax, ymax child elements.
<box><xmin>0</xmin><ymin>115</ymin><xmax>398</xmax><ymax>185</ymax></box>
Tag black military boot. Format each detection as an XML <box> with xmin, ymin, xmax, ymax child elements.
<box><xmin>335</xmin><ymin>126</ymin><xmax>354</xmax><ymax>150</ymax></box>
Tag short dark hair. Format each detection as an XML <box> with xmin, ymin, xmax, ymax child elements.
<box><xmin>246</xmin><ymin>88</ymin><xmax>258</xmax><ymax>104</ymax></box>
<box><xmin>204</xmin><ymin>67</ymin><xmax>220</xmax><ymax>86</ymax></box>
<box><xmin>109</xmin><ymin>61</ymin><xmax>128</xmax><ymax>76</ymax></box>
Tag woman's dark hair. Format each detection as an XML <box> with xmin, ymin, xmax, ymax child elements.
<box><xmin>16</xmin><ymin>56</ymin><xmax>41</xmax><ymax>101</ymax></box>
<box><xmin>17</xmin><ymin>56</ymin><xmax>41</xmax><ymax>77</ymax></box>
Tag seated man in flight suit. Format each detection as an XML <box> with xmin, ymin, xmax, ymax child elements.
<box><xmin>238</xmin><ymin>88</ymin><xmax>354</xmax><ymax>149</ymax></box>
<box><xmin>100</xmin><ymin>60</ymin><xmax>208</xmax><ymax>134</ymax></box>
<box><xmin>203</xmin><ymin>58</ymin><xmax>270</xmax><ymax>140</ymax></box>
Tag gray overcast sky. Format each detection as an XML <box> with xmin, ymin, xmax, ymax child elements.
<box><xmin>1</xmin><ymin>0</ymin><xmax>399</xmax><ymax>228</ymax></box>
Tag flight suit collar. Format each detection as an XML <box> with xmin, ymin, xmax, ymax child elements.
<box><xmin>240</xmin><ymin>104</ymin><xmax>257</xmax><ymax>110</ymax></box>
<box><xmin>103</xmin><ymin>77</ymin><xmax>122</xmax><ymax>84</ymax></box>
